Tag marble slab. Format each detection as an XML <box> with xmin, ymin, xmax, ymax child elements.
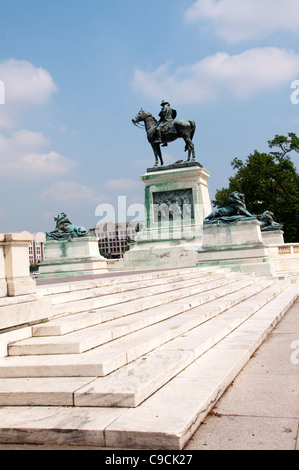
<box><xmin>73</xmin><ymin>280</ymin><xmax>279</xmax><ymax>409</ymax></box>
<box><xmin>37</xmin><ymin>266</ymin><xmax>194</xmax><ymax>297</ymax></box>
<box><xmin>160</xmin><ymin>281</ymin><xmax>289</xmax><ymax>359</ymax></box>
<box><xmin>0</xmin><ymin>377</ymin><xmax>96</xmax><ymax>406</ymax></box>
<box><xmin>74</xmin><ymin>350</ymin><xmax>194</xmax><ymax>408</ymax></box>
<box><xmin>0</xmin><ymin>326</ymin><xmax>32</xmax><ymax>358</ymax></box>
<box><xmin>9</xmin><ymin>274</ymin><xmax>247</xmax><ymax>356</ymax></box>
<box><xmin>1</xmin><ymin>279</ymin><xmax>284</xmax><ymax>378</ymax></box>
<box><xmin>47</xmin><ymin>269</ymin><xmax>204</xmax><ymax>306</ymax></box>
<box><xmin>0</xmin><ymin>282</ymin><xmax>283</xmax><ymax>408</ymax></box>
<box><xmin>105</xmin><ymin>286</ymin><xmax>298</xmax><ymax>450</ymax></box>
<box><xmin>104</xmin><ymin>373</ymin><xmax>237</xmax><ymax>450</ymax></box>
<box><xmin>0</xmin><ymin>406</ymin><xmax>127</xmax><ymax>447</ymax></box>
<box><xmin>9</xmin><ymin>278</ymin><xmax>253</xmax><ymax>355</ymax></box>
<box><xmin>0</xmin><ymin>279</ymin><xmax>296</xmax><ymax>449</ymax></box>
<box><xmin>0</xmin><ymin>341</ymin><xmax>128</xmax><ymax>378</ymax></box>
<box><xmin>51</xmin><ymin>272</ymin><xmax>210</xmax><ymax>317</ymax></box>
<box><xmin>0</xmin><ymin>296</ymin><xmax>51</xmax><ymax>330</ymax></box>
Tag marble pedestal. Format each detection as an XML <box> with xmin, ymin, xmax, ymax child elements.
<box><xmin>262</xmin><ymin>230</ymin><xmax>284</xmax><ymax>245</ymax></box>
<box><xmin>39</xmin><ymin>236</ymin><xmax>107</xmax><ymax>279</ymax></box>
<box><xmin>123</xmin><ymin>163</ymin><xmax>212</xmax><ymax>269</ymax></box>
<box><xmin>197</xmin><ymin>219</ymin><xmax>275</xmax><ymax>275</ymax></box>
<box><xmin>3</xmin><ymin>233</ymin><xmax>37</xmax><ymax>296</ymax></box>
<box><xmin>0</xmin><ymin>232</ymin><xmax>50</xmax><ymax>329</ymax></box>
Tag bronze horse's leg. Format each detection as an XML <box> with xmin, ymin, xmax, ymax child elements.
<box><xmin>151</xmin><ymin>143</ymin><xmax>164</xmax><ymax>167</ymax></box>
<box><xmin>184</xmin><ymin>138</ymin><xmax>195</xmax><ymax>162</ymax></box>
<box><xmin>172</xmin><ymin>120</ymin><xmax>196</xmax><ymax>163</ymax></box>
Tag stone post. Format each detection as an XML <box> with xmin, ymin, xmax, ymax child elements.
<box><xmin>3</xmin><ymin>232</ymin><xmax>36</xmax><ymax>296</ymax></box>
<box><xmin>0</xmin><ymin>234</ymin><xmax>7</xmax><ymax>297</ymax></box>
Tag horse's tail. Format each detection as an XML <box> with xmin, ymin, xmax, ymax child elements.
<box><xmin>189</xmin><ymin>120</ymin><xmax>196</xmax><ymax>140</ymax></box>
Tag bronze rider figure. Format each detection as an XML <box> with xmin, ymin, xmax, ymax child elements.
<box><xmin>154</xmin><ymin>100</ymin><xmax>177</xmax><ymax>147</ymax></box>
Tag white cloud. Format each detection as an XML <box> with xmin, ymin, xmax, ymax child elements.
<box><xmin>5</xmin><ymin>129</ymin><xmax>50</xmax><ymax>149</ymax></box>
<box><xmin>0</xmin><ymin>59</ymin><xmax>57</xmax><ymax>106</ymax></box>
<box><xmin>0</xmin><ymin>59</ymin><xmax>57</xmax><ymax>128</ymax></box>
<box><xmin>105</xmin><ymin>178</ymin><xmax>141</xmax><ymax>192</ymax></box>
<box><xmin>133</xmin><ymin>48</ymin><xmax>299</xmax><ymax>103</ymax></box>
<box><xmin>0</xmin><ymin>130</ymin><xmax>75</xmax><ymax>178</ymax></box>
<box><xmin>40</xmin><ymin>181</ymin><xmax>109</xmax><ymax>205</ymax></box>
<box><xmin>184</xmin><ymin>0</ymin><xmax>299</xmax><ymax>42</ymax></box>
<box><xmin>0</xmin><ymin>61</ymin><xmax>74</xmax><ymax>178</ymax></box>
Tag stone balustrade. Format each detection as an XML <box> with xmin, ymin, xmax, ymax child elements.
<box><xmin>266</xmin><ymin>243</ymin><xmax>299</xmax><ymax>274</ymax></box>
<box><xmin>277</xmin><ymin>244</ymin><xmax>299</xmax><ymax>255</ymax></box>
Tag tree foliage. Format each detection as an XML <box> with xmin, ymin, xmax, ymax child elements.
<box><xmin>213</xmin><ymin>133</ymin><xmax>299</xmax><ymax>242</ymax></box>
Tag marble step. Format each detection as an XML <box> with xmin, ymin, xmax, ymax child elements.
<box><xmin>0</xmin><ymin>279</ymin><xmax>287</xmax><ymax>408</ymax></box>
<box><xmin>44</xmin><ymin>268</ymin><xmax>211</xmax><ymax>306</ymax></box>
<box><xmin>73</xmin><ymin>279</ymin><xmax>290</xmax><ymax>408</ymax></box>
<box><xmin>37</xmin><ymin>267</ymin><xmax>210</xmax><ymax>303</ymax></box>
<box><xmin>0</xmin><ymin>279</ymin><xmax>277</xmax><ymax>377</ymax></box>
<box><xmin>30</xmin><ymin>272</ymin><xmax>247</xmax><ymax>339</ymax></box>
<box><xmin>8</xmin><ymin>276</ymin><xmax>259</xmax><ymax>356</ymax></box>
<box><xmin>48</xmin><ymin>271</ymin><xmax>230</xmax><ymax>319</ymax></box>
<box><xmin>0</xmin><ymin>283</ymin><xmax>296</xmax><ymax>449</ymax></box>
<box><xmin>0</xmin><ymin>272</ymin><xmax>210</xmax><ymax>358</ymax></box>
<box><xmin>104</xmin><ymin>283</ymin><xmax>298</xmax><ymax>450</ymax></box>
<box><xmin>0</xmin><ymin>326</ymin><xmax>32</xmax><ymax>359</ymax></box>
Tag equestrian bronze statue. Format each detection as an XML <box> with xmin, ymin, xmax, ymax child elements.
<box><xmin>132</xmin><ymin>101</ymin><xmax>197</xmax><ymax>168</ymax></box>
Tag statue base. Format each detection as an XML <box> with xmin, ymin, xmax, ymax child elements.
<box><xmin>121</xmin><ymin>164</ymin><xmax>212</xmax><ymax>270</ymax></box>
<box><xmin>39</xmin><ymin>236</ymin><xmax>107</xmax><ymax>279</ymax></box>
<box><xmin>147</xmin><ymin>160</ymin><xmax>203</xmax><ymax>173</ymax></box>
<box><xmin>197</xmin><ymin>219</ymin><xmax>276</xmax><ymax>275</ymax></box>
<box><xmin>121</xmin><ymin>229</ymin><xmax>202</xmax><ymax>269</ymax></box>
<box><xmin>261</xmin><ymin>229</ymin><xmax>284</xmax><ymax>245</ymax></box>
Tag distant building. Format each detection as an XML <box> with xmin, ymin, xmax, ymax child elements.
<box><xmin>95</xmin><ymin>221</ymin><xmax>143</xmax><ymax>259</ymax></box>
<box><xmin>29</xmin><ymin>232</ymin><xmax>46</xmax><ymax>265</ymax></box>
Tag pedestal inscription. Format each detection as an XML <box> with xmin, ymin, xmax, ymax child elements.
<box><xmin>153</xmin><ymin>189</ymin><xmax>194</xmax><ymax>222</ymax></box>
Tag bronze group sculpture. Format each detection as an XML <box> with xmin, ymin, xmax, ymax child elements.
<box><xmin>132</xmin><ymin>101</ymin><xmax>197</xmax><ymax>168</ymax></box>
<box><xmin>204</xmin><ymin>192</ymin><xmax>255</xmax><ymax>225</ymax></box>
<box><xmin>204</xmin><ymin>194</ymin><xmax>284</xmax><ymax>233</ymax></box>
<box><xmin>258</xmin><ymin>211</ymin><xmax>283</xmax><ymax>232</ymax></box>
<box><xmin>46</xmin><ymin>212</ymin><xmax>93</xmax><ymax>241</ymax></box>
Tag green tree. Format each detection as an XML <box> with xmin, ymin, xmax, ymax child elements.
<box><xmin>213</xmin><ymin>133</ymin><xmax>299</xmax><ymax>242</ymax></box>
<box><xmin>29</xmin><ymin>263</ymin><xmax>39</xmax><ymax>272</ymax></box>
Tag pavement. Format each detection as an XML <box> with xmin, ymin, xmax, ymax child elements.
<box><xmin>0</xmin><ymin>281</ymin><xmax>298</xmax><ymax>451</ymax></box>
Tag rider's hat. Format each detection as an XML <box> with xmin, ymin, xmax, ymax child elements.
<box><xmin>160</xmin><ymin>100</ymin><xmax>169</xmax><ymax>106</ymax></box>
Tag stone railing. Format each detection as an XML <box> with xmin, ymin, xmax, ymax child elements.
<box><xmin>266</xmin><ymin>243</ymin><xmax>299</xmax><ymax>274</ymax></box>
<box><xmin>277</xmin><ymin>244</ymin><xmax>299</xmax><ymax>255</ymax></box>
<box><xmin>267</xmin><ymin>243</ymin><xmax>299</xmax><ymax>256</ymax></box>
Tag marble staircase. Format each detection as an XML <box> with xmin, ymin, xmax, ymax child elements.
<box><xmin>0</xmin><ymin>267</ymin><xmax>297</xmax><ymax>449</ymax></box>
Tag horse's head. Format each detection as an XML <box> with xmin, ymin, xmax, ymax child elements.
<box><xmin>132</xmin><ymin>108</ymin><xmax>157</xmax><ymax>127</ymax></box>
<box><xmin>132</xmin><ymin>108</ymin><xmax>147</xmax><ymax>125</ymax></box>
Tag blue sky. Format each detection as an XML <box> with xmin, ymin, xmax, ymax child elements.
<box><xmin>0</xmin><ymin>0</ymin><xmax>298</xmax><ymax>234</ymax></box>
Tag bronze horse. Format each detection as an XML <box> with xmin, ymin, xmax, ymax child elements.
<box><xmin>132</xmin><ymin>109</ymin><xmax>196</xmax><ymax>167</ymax></box>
